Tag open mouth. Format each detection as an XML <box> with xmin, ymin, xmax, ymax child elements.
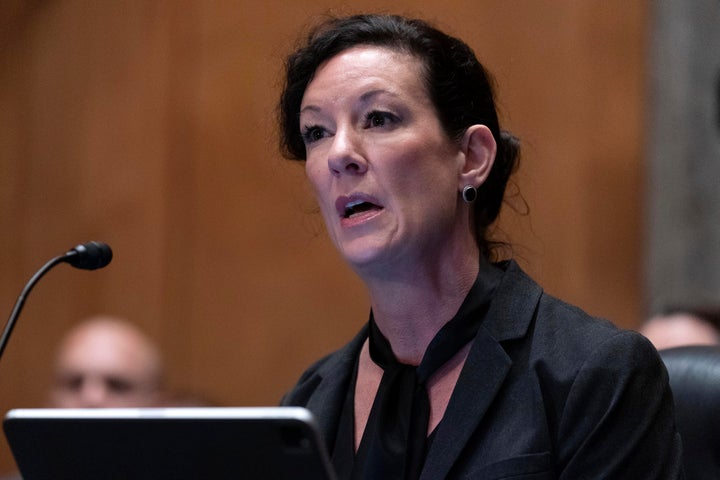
<box><xmin>339</xmin><ymin>197</ymin><xmax>383</xmax><ymax>219</ymax></box>
<box><xmin>343</xmin><ymin>200</ymin><xmax>380</xmax><ymax>218</ymax></box>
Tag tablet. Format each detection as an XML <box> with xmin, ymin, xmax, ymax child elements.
<box><xmin>3</xmin><ymin>406</ymin><xmax>337</xmax><ymax>480</ymax></box>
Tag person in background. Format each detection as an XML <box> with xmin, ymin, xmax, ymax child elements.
<box><xmin>640</xmin><ymin>306</ymin><xmax>720</xmax><ymax>351</ymax></box>
<box><xmin>49</xmin><ymin>315</ymin><xmax>165</xmax><ymax>408</ymax></box>
<box><xmin>277</xmin><ymin>13</ymin><xmax>683</xmax><ymax>479</ymax></box>
<box><xmin>1</xmin><ymin>316</ymin><xmax>168</xmax><ymax>480</ymax></box>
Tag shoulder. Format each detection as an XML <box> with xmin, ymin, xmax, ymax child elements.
<box><xmin>497</xmin><ymin>265</ymin><xmax>682</xmax><ymax>476</ymax></box>
<box><xmin>510</xmin><ymin>282</ymin><xmax>664</xmax><ymax>399</ymax></box>
<box><xmin>494</xmin><ymin>260</ymin><xmax>667</xmax><ymax>415</ymax></box>
<box><xmin>545</xmin><ymin>317</ymin><xmax>681</xmax><ymax>476</ymax></box>
<box><xmin>492</xmin><ymin>261</ymin><xmax>644</xmax><ymax>357</ymax></box>
<box><xmin>280</xmin><ymin>324</ymin><xmax>368</xmax><ymax>407</ymax></box>
<box><xmin>490</xmin><ymin>260</ymin><xmax>638</xmax><ymax>357</ymax></box>
<box><xmin>534</xmin><ymin>288</ymin><xmax>657</xmax><ymax>373</ymax></box>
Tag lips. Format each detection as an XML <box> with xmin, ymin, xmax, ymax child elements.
<box><xmin>335</xmin><ymin>194</ymin><xmax>383</xmax><ymax>220</ymax></box>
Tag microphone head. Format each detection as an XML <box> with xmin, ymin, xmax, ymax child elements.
<box><xmin>65</xmin><ymin>241</ymin><xmax>113</xmax><ymax>270</ymax></box>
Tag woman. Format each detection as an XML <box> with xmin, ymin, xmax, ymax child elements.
<box><xmin>279</xmin><ymin>14</ymin><xmax>683</xmax><ymax>479</ymax></box>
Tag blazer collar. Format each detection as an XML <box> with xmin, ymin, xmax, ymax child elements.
<box><xmin>420</xmin><ymin>259</ymin><xmax>543</xmax><ymax>479</ymax></box>
<box><xmin>292</xmin><ymin>260</ymin><xmax>543</xmax><ymax>477</ymax></box>
<box><xmin>300</xmin><ymin>325</ymin><xmax>368</xmax><ymax>450</ymax></box>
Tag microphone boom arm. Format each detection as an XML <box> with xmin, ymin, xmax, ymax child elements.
<box><xmin>0</xmin><ymin>241</ymin><xmax>112</xmax><ymax>362</ymax></box>
<box><xmin>0</xmin><ymin>255</ymin><xmax>65</xmax><ymax>360</ymax></box>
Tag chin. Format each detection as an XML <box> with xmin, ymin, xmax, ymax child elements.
<box><xmin>338</xmin><ymin>243</ymin><xmax>400</xmax><ymax>275</ymax></box>
<box><xmin>340</xmin><ymin>249</ymin><xmax>378</xmax><ymax>270</ymax></box>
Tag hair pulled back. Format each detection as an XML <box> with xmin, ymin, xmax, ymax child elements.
<box><xmin>279</xmin><ymin>14</ymin><xmax>520</xmax><ymax>256</ymax></box>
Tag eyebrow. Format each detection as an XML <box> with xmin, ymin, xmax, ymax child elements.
<box><xmin>299</xmin><ymin>104</ymin><xmax>321</xmax><ymax>115</ymax></box>
<box><xmin>359</xmin><ymin>89</ymin><xmax>396</xmax><ymax>102</ymax></box>
<box><xmin>300</xmin><ymin>89</ymin><xmax>399</xmax><ymax>115</ymax></box>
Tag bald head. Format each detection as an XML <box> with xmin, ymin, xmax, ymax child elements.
<box><xmin>640</xmin><ymin>312</ymin><xmax>720</xmax><ymax>351</ymax></box>
<box><xmin>50</xmin><ymin>316</ymin><xmax>164</xmax><ymax>408</ymax></box>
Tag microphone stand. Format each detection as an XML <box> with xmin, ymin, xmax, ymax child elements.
<box><xmin>0</xmin><ymin>254</ymin><xmax>66</xmax><ymax>361</ymax></box>
<box><xmin>0</xmin><ymin>242</ymin><xmax>112</xmax><ymax>363</ymax></box>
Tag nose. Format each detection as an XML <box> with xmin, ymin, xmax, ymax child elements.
<box><xmin>79</xmin><ymin>378</ymin><xmax>110</xmax><ymax>407</ymax></box>
<box><xmin>327</xmin><ymin>128</ymin><xmax>367</xmax><ymax>176</ymax></box>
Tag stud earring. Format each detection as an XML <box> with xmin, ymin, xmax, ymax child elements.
<box><xmin>462</xmin><ymin>185</ymin><xmax>477</xmax><ymax>203</ymax></box>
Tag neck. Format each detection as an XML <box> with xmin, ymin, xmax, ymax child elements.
<box><xmin>363</xmin><ymin>249</ymin><xmax>481</xmax><ymax>364</ymax></box>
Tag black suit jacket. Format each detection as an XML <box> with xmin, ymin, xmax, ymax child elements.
<box><xmin>282</xmin><ymin>260</ymin><xmax>684</xmax><ymax>479</ymax></box>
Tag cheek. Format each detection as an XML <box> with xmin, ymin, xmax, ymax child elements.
<box><xmin>390</xmin><ymin>151</ymin><xmax>459</xmax><ymax>217</ymax></box>
<box><xmin>304</xmin><ymin>159</ymin><xmax>326</xmax><ymax>195</ymax></box>
<box><xmin>388</xmin><ymin>147</ymin><xmax>452</xmax><ymax>193</ymax></box>
<box><xmin>304</xmin><ymin>161</ymin><xmax>337</xmax><ymax>221</ymax></box>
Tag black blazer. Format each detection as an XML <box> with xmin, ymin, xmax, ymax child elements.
<box><xmin>282</xmin><ymin>260</ymin><xmax>684</xmax><ymax>479</ymax></box>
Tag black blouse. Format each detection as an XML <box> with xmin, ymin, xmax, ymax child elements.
<box><xmin>330</xmin><ymin>260</ymin><xmax>503</xmax><ymax>479</ymax></box>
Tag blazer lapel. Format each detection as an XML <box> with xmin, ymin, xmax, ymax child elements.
<box><xmin>420</xmin><ymin>260</ymin><xmax>543</xmax><ymax>479</ymax></box>
<box><xmin>296</xmin><ymin>325</ymin><xmax>368</xmax><ymax>449</ymax></box>
<box><xmin>421</xmin><ymin>328</ymin><xmax>513</xmax><ymax>479</ymax></box>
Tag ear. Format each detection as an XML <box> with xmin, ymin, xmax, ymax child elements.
<box><xmin>458</xmin><ymin>124</ymin><xmax>496</xmax><ymax>190</ymax></box>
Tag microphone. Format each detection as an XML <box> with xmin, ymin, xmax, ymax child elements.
<box><xmin>0</xmin><ymin>241</ymin><xmax>113</xmax><ymax>361</ymax></box>
<box><xmin>64</xmin><ymin>241</ymin><xmax>113</xmax><ymax>270</ymax></box>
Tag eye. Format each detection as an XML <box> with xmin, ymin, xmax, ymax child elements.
<box><xmin>364</xmin><ymin>110</ymin><xmax>398</xmax><ymax>129</ymax></box>
<box><xmin>301</xmin><ymin>125</ymin><xmax>327</xmax><ymax>144</ymax></box>
<box><xmin>58</xmin><ymin>374</ymin><xmax>84</xmax><ymax>392</ymax></box>
<box><xmin>104</xmin><ymin>376</ymin><xmax>134</xmax><ymax>394</ymax></box>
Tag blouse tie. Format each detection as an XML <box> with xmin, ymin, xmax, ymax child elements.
<box><xmin>355</xmin><ymin>262</ymin><xmax>501</xmax><ymax>480</ymax></box>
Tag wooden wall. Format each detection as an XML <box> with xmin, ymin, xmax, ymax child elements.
<box><xmin>0</xmin><ymin>1</ymin><xmax>647</xmax><ymax>473</ymax></box>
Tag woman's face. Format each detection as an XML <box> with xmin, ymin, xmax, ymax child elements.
<box><xmin>299</xmin><ymin>46</ymin><xmax>466</xmax><ymax>273</ymax></box>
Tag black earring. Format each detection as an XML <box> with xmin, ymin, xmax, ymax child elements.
<box><xmin>462</xmin><ymin>185</ymin><xmax>477</xmax><ymax>203</ymax></box>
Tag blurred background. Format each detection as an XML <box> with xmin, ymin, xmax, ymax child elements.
<box><xmin>1</xmin><ymin>0</ymin><xmax>718</xmax><ymax>475</ymax></box>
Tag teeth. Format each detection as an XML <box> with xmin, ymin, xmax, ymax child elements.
<box><xmin>345</xmin><ymin>200</ymin><xmax>365</xmax><ymax>210</ymax></box>
<box><xmin>344</xmin><ymin>200</ymin><xmax>364</xmax><ymax>218</ymax></box>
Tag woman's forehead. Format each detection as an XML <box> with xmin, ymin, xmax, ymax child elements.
<box><xmin>302</xmin><ymin>46</ymin><xmax>426</xmax><ymax>105</ymax></box>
